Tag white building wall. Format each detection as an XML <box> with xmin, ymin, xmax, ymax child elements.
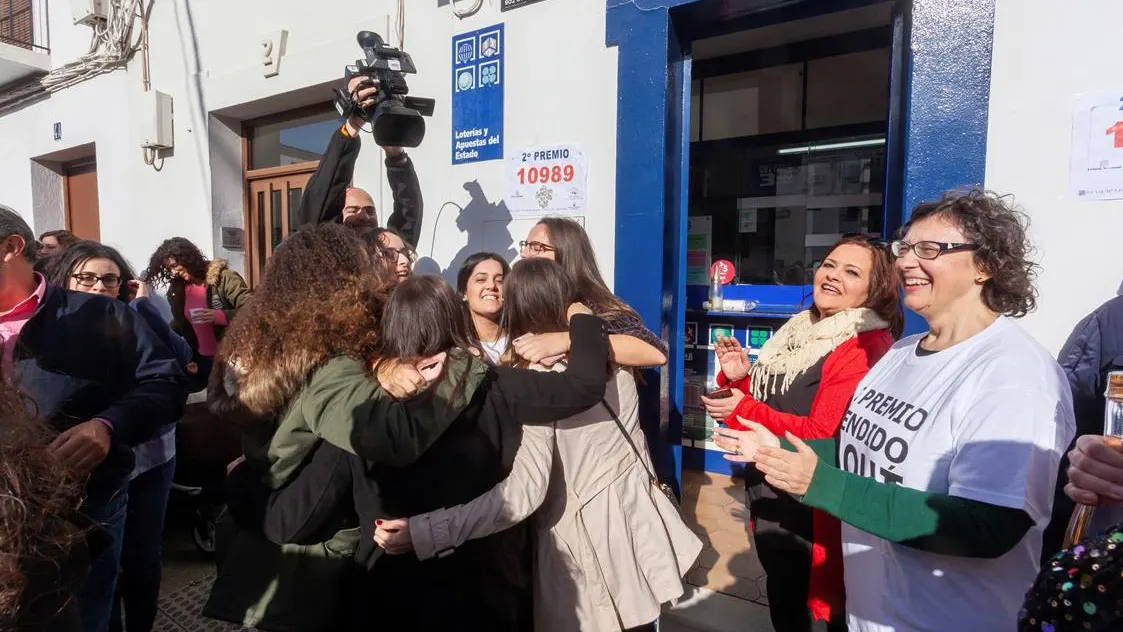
<box><xmin>0</xmin><ymin>0</ymin><xmax>619</xmax><ymax>286</ymax></box>
<box><xmin>2</xmin><ymin>0</ymin><xmax>1119</xmax><ymax>354</ymax></box>
<box><xmin>986</xmin><ymin>0</ymin><xmax>1123</xmax><ymax>353</ymax></box>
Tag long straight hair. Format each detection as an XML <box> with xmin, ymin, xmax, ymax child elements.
<box><xmin>456</xmin><ymin>252</ymin><xmax>509</xmax><ymax>338</ymax></box>
<box><xmin>502</xmin><ymin>258</ymin><xmax>576</xmax><ymax>367</ymax></box>
<box><xmin>46</xmin><ymin>240</ymin><xmax>137</xmax><ymax>303</ymax></box>
<box><xmin>536</xmin><ymin>218</ymin><xmax>634</xmax><ymax>321</ymax></box>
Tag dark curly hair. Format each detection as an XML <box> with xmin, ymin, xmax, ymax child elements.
<box><xmin>0</xmin><ymin>383</ymin><xmax>83</xmax><ymax>619</ymax></box>
<box><xmin>46</xmin><ymin>240</ymin><xmax>137</xmax><ymax>303</ymax></box>
<box><xmin>903</xmin><ymin>189</ymin><xmax>1039</xmax><ymax>318</ymax></box>
<box><xmin>143</xmin><ymin>237</ymin><xmax>210</xmax><ymax>288</ymax></box>
<box><xmin>214</xmin><ymin>224</ymin><xmax>396</xmax><ymax>412</ymax></box>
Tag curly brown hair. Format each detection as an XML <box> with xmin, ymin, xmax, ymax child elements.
<box><xmin>142</xmin><ymin>237</ymin><xmax>210</xmax><ymax>287</ymax></box>
<box><xmin>904</xmin><ymin>189</ymin><xmax>1039</xmax><ymax>318</ymax></box>
<box><xmin>213</xmin><ymin>224</ymin><xmax>397</xmax><ymax>418</ymax></box>
<box><xmin>0</xmin><ymin>384</ymin><xmax>83</xmax><ymax>619</ymax></box>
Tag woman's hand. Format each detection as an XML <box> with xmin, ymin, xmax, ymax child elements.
<box><xmin>1066</xmin><ymin>435</ymin><xmax>1123</xmax><ymax>505</ymax></box>
<box><xmin>714</xmin><ymin>335</ymin><xmax>750</xmax><ymax>382</ymax></box>
<box><xmin>374</xmin><ymin>353</ymin><xmax>448</xmax><ymax>399</ymax></box>
<box><xmin>190</xmin><ymin>308</ymin><xmax>219</xmax><ymax>325</ymax></box>
<box><xmin>126</xmin><ymin>279</ymin><xmax>150</xmax><ymax>301</ymax></box>
<box><xmin>512</xmin><ymin>332</ymin><xmax>571</xmax><ymax>367</ymax></box>
<box><xmin>755</xmin><ymin>433</ymin><xmax>820</xmax><ymax>496</ymax></box>
<box><xmin>713</xmin><ymin>419</ymin><xmax>779</xmax><ymax>462</ymax></box>
<box><xmin>701</xmin><ymin>388</ymin><xmax>744</xmax><ymax>422</ymax></box>
<box><xmin>373</xmin><ymin>518</ymin><xmax>414</xmax><ymax>555</ymax></box>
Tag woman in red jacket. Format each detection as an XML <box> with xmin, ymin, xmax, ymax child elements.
<box><xmin>701</xmin><ymin>235</ymin><xmax>902</xmax><ymax>632</ymax></box>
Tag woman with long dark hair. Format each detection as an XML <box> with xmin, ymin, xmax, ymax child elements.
<box><xmin>456</xmin><ymin>252</ymin><xmax>509</xmax><ymax>363</ymax></box>
<box><xmin>47</xmin><ymin>241</ymin><xmax>194</xmax><ymax>632</ymax></box>
<box><xmin>517</xmin><ymin>217</ymin><xmax>667</xmax><ymax>368</ymax></box>
<box><xmin>374</xmin><ymin>258</ymin><xmax>701</xmax><ymax>632</ymax></box>
<box><xmin>0</xmin><ymin>381</ymin><xmax>90</xmax><ymax>632</ymax></box>
<box><xmin>697</xmin><ymin>234</ymin><xmax>901</xmax><ymax>631</ymax></box>
<box><xmin>208</xmin><ymin>225</ymin><xmax>610</xmax><ymax>631</ymax></box>
<box><xmin>143</xmin><ymin>237</ymin><xmax>250</xmax><ymax>385</ymax></box>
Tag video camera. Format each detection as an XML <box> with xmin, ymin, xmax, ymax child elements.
<box><xmin>334</xmin><ymin>31</ymin><xmax>436</xmax><ymax>148</ymax></box>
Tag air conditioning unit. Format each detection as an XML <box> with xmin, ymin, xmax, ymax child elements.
<box><xmin>70</xmin><ymin>0</ymin><xmax>109</xmax><ymax>26</ymax></box>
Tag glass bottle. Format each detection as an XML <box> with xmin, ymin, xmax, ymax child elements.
<box><xmin>709</xmin><ymin>267</ymin><xmax>724</xmax><ymax>312</ymax></box>
<box><xmin>1063</xmin><ymin>371</ymin><xmax>1123</xmax><ymax>547</ymax></box>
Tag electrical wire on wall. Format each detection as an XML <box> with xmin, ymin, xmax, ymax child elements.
<box><xmin>0</xmin><ymin>0</ymin><xmax>147</xmax><ymax>114</ymax></box>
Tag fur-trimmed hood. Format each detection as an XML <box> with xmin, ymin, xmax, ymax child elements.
<box><xmin>206</xmin><ymin>259</ymin><xmax>230</xmax><ymax>286</ymax></box>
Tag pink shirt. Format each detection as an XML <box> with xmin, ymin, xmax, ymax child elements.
<box><xmin>184</xmin><ymin>283</ymin><xmax>226</xmax><ymax>358</ymax></box>
<box><xmin>0</xmin><ymin>273</ymin><xmax>47</xmax><ymax>380</ymax></box>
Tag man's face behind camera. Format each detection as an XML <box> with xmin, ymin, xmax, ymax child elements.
<box><xmin>343</xmin><ymin>188</ymin><xmax>377</xmax><ymax>230</ymax></box>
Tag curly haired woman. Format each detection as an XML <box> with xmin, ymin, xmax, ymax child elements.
<box><xmin>0</xmin><ymin>382</ymin><xmax>97</xmax><ymax>632</ymax></box>
<box><xmin>203</xmin><ymin>225</ymin><xmax>495</xmax><ymax>631</ymax></box>
<box><xmin>143</xmin><ymin>237</ymin><xmax>251</xmax><ymax>387</ymax></box>
<box><xmin>716</xmin><ymin>190</ymin><xmax>1075</xmax><ymax>632</ymax></box>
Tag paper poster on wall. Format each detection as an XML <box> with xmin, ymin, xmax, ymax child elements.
<box><xmin>1070</xmin><ymin>93</ymin><xmax>1123</xmax><ymax>200</ymax></box>
<box><xmin>686</xmin><ymin>216</ymin><xmax>712</xmax><ymax>285</ymax></box>
<box><xmin>505</xmin><ymin>144</ymin><xmax>587</xmax><ymax>215</ymax></box>
<box><xmin>452</xmin><ymin>24</ymin><xmax>504</xmax><ymax>164</ymax></box>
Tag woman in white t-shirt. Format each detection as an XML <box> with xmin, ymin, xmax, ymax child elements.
<box><xmin>715</xmin><ymin>189</ymin><xmax>1075</xmax><ymax>632</ymax></box>
<box><xmin>457</xmin><ymin>252</ymin><xmax>509</xmax><ymax>364</ymax></box>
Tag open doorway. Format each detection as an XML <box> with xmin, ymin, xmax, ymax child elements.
<box><xmin>671</xmin><ymin>2</ymin><xmax>899</xmax><ymax>628</ymax></box>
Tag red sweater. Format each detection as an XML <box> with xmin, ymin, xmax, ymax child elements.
<box><xmin>716</xmin><ymin>329</ymin><xmax>894</xmax><ymax>622</ymax></box>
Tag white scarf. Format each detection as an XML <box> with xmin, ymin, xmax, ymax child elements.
<box><xmin>749</xmin><ymin>307</ymin><xmax>888</xmax><ymax>401</ymax></box>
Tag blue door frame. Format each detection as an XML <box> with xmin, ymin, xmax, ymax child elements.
<box><xmin>606</xmin><ymin>0</ymin><xmax>996</xmax><ymax>493</ymax></box>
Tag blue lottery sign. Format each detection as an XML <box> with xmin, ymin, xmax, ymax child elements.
<box><xmin>452</xmin><ymin>23</ymin><xmax>504</xmax><ymax>164</ymax></box>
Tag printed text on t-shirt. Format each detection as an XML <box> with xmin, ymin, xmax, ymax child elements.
<box><xmin>839</xmin><ymin>388</ymin><xmax>930</xmax><ymax>485</ymax></box>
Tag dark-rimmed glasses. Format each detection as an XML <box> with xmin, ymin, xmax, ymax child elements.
<box><xmin>519</xmin><ymin>240</ymin><xmax>555</xmax><ymax>255</ymax></box>
<box><xmin>72</xmin><ymin>272</ymin><xmax>123</xmax><ymax>288</ymax></box>
<box><xmin>890</xmin><ymin>240</ymin><xmax>978</xmax><ymax>260</ymax></box>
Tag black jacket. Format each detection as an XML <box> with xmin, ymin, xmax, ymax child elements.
<box><xmin>296</xmin><ymin>128</ymin><xmax>423</xmax><ymax>248</ymax></box>
<box><xmin>1043</xmin><ymin>295</ymin><xmax>1123</xmax><ymax>560</ymax></box>
<box><xmin>15</xmin><ymin>286</ymin><xmax>188</xmax><ymax>505</ymax></box>
<box><xmin>226</xmin><ymin>314</ymin><xmax>610</xmax><ymax>631</ymax></box>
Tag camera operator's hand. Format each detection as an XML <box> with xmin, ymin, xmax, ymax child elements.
<box><xmin>344</xmin><ymin>77</ymin><xmax>379</xmax><ymax>136</ymax></box>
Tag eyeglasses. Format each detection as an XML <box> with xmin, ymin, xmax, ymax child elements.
<box><xmin>519</xmin><ymin>240</ymin><xmax>555</xmax><ymax>255</ymax></box>
<box><xmin>381</xmin><ymin>247</ymin><xmax>416</xmax><ymax>262</ymax></box>
<box><xmin>890</xmin><ymin>240</ymin><xmax>979</xmax><ymax>260</ymax></box>
<box><xmin>72</xmin><ymin>272</ymin><xmax>122</xmax><ymax>288</ymax></box>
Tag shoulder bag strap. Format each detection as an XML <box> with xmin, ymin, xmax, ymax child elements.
<box><xmin>600</xmin><ymin>398</ymin><xmax>659</xmax><ymax>484</ymax></box>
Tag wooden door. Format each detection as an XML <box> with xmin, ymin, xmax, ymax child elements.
<box><xmin>245</xmin><ymin>170</ymin><xmax>313</xmax><ymax>286</ymax></box>
<box><xmin>65</xmin><ymin>161</ymin><xmax>100</xmax><ymax>241</ymax></box>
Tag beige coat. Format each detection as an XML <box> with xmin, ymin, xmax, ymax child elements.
<box><xmin>410</xmin><ymin>367</ymin><xmax>702</xmax><ymax>631</ymax></box>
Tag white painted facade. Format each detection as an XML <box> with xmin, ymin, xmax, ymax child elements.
<box><xmin>0</xmin><ymin>0</ymin><xmax>1120</xmax><ymax>354</ymax></box>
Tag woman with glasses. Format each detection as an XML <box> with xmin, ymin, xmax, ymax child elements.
<box><xmin>48</xmin><ymin>241</ymin><xmax>194</xmax><ymax>632</ymax></box>
<box><xmin>517</xmin><ymin>218</ymin><xmax>667</xmax><ymax>368</ymax></box>
<box><xmin>362</xmin><ymin>227</ymin><xmax>415</xmax><ymax>284</ymax></box>
<box><xmin>716</xmin><ymin>190</ymin><xmax>1075</xmax><ymax>632</ymax></box>
<box><xmin>143</xmin><ymin>238</ymin><xmax>251</xmax><ymax>389</ymax></box>
<box><xmin>700</xmin><ymin>234</ymin><xmax>901</xmax><ymax>632</ymax></box>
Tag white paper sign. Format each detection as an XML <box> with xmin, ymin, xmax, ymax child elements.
<box><xmin>1070</xmin><ymin>93</ymin><xmax>1123</xmax><ymax>201</ymax></box>
<box><xmin>505</xmin><ymin>144</ymin><xmax>587</xmax><ymax>215</ymax></box>
<box><xmin>739</xmin><ymin>208</ymin><xmax>758</xmax><ymax>233</ymax></box>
